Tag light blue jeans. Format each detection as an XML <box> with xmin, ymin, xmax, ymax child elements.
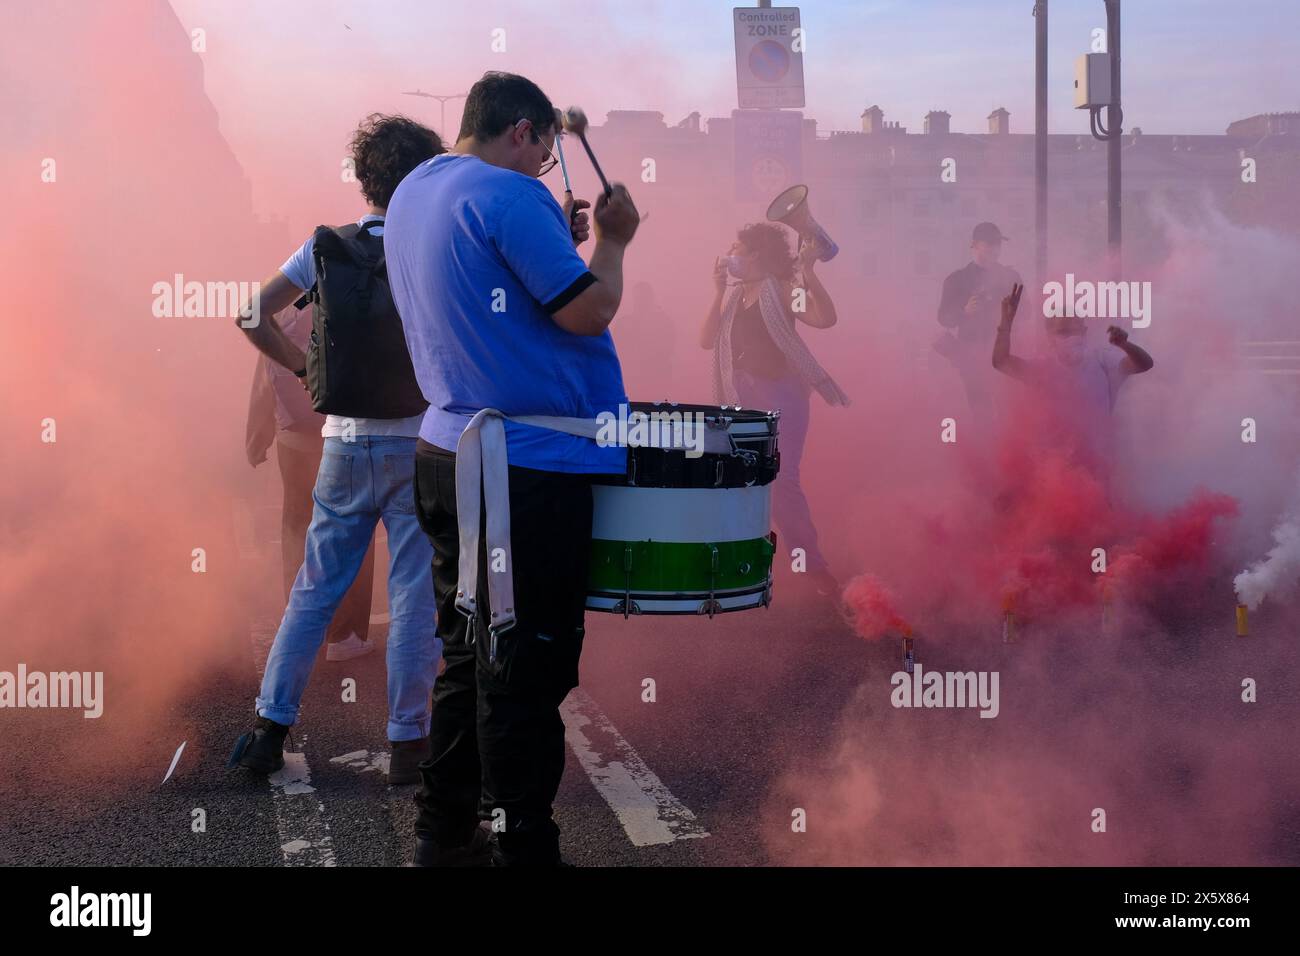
<box><xmin>257</xmin><ymin>436</ymin><xmax>440</xmax><ymax>742</ymax></box>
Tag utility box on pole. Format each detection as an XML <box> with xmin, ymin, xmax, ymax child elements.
<box><xmin>1074</xmin><ymin>53</ymin><xmax>1111</xmax><ymax>109</ymax></box>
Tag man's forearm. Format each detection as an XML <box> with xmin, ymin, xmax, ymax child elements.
<box><xmin>240</xmin><ymin>316</ymin><xmax>306</xmax><ymax>372</ymax></box>
<box><xmin>586</xmin><ymin>238</ymin><xmax>628</xmax><ymax>327</ymax></box>
<box><xmin>992</xmin><ymin>322</ymin><xmax>1034</xmax><ymax>381</ymax></box>
<box><xmin>992</xmin><ymin>322</ymin><xmax>1014</xmax><ymax>370</ymax></box>
<box><xmin>235</xmin><ymin>271</ymin><xmax>310</xmax><ymax>371</ymax></box>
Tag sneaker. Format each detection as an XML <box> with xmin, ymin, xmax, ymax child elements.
<box><xmin>387</xmin><ymin>736</ymin><xmax>431</xmax><ymax>786</ymax></box>
<box><xmin>409</xmin><ymin>827</ymin><xmax>493</xmax><ymax>867</ymax></box>
<box><xmin>326</xmin><ymin>633</ymin><xmax>375</xmax><ymax>662</ymax></box>
<box><xmin>236</xmin><ymin>716</ymin><xmax>289</xmax><ymax>774</ymax></box>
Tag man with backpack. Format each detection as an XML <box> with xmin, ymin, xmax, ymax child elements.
<box><xmin>232</xmin><ymin>114</ymin><xmax>444</xmax><ymax>786</ymax></box>
<box><xmin>244</xmin><ymin>302</ymin><xmax>378</xmax><ymax>663</ymax></box>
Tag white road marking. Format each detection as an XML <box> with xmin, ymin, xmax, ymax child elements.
<box><xmin>561</xmin><ymin>688</ymin><xmax>709</xmax><ymax>846</ymax></box>
<box><xmin>248</xmin><ymin>620</ymin><xmax>337</xmax><ymax>867</ymax></box>
<box><xmin>329</xmin><ymin>749</ymin><xmax>391</xmax><ymax>776</ymax></box>
<box><xmin>232</xmin><ymin>496</ymin><xmax>342</xmax><ymax>865</ymax></box>
<box><xmin>162</xmin><ymin>741</ymin><xmax>186</xmax><ymax>784</ymax></box>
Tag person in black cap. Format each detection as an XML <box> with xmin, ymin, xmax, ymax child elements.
<box><xmin>935</xmin><ymin>222</ymin><xmax>1022</xmax><ymax>423</ymax></box>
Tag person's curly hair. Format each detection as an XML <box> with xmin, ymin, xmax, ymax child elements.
<box><xmin>349</xmin><ymin>113</ymin><xmax>444</xmax><ymax>208</ymax></box>
<box><xmin>736</xmin><ymin>222</ymin><xmax>796</xmax><ymax>281</ymax></box>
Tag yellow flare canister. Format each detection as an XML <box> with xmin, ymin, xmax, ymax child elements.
<box><xmin>1235</xmin><ymin>603</ymin><xmax>1249</xmax><ymax>637</ymax></box>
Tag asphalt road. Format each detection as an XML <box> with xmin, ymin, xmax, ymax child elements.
<box><xmin>3</xmin><ymin>496</ymin><xmax>1297</xmax><ymax>868</ymax></box>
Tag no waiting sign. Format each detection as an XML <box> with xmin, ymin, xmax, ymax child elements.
<box><xmin>732</xmin><ymin>109</ymin><xmax>803</xmax><ymax>201</ymax></box>
<box><xmin>733</xmin><ymin>6</ymin><xmax>805</xmax><ymax>109</ymax></box>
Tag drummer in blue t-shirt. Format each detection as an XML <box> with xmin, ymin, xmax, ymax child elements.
<box><xmin>384</xmin><ymin>71</ymin><xmax>640</xmax><ymax>868</ymax></box>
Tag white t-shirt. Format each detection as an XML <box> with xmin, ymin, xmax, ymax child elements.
<box><xmin>1029</xmin><ymin>346</ymin><xmax>1128</xmax><ymax>464</ymax></box>
<box><xmin>279</xmin><ymin>215</ymin><xmax>424</xmax><ymax>439</ymax></box>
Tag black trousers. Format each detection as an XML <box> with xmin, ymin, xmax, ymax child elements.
<box><xmin>412</xmin><ymin>441</ymin><xmax>593</xmax><ymax>864</ymax></box>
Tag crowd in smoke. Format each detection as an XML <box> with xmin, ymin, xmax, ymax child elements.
<box><xmin>3</xmin><ymin>0</ymin><xmax>1297</xmax><ymax>865</ymax></box>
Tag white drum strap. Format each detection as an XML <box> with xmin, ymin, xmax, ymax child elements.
<box><xmin>453</xmin><ymin>409</ymin><xmax>733</xmax><ymax>658</ymax></box>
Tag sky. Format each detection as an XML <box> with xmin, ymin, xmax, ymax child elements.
<box><xmin>168</xmin><ymin>0</ymin><xmax>1298</xmax><ymax>221</ymax></box>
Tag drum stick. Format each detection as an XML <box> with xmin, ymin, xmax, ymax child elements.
<box><xmin>553</xmin><ymin>110</ymin><xmax>580</xmax><ymax>233</ymax></box>
<box><xmin>553</xmin><ymin>108</ymin><xmax>574</xmax><ymax>195</ymax></box>
<box><xmin>562</xmin><ymin>106</ymin><xmax>612</xmax><ymax>198</ymax></box>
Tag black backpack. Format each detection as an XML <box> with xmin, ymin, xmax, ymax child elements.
<box><xmin>302</xmin><ymin>220</ymin><xmax>427</xmax><ymax>419</ymax></box>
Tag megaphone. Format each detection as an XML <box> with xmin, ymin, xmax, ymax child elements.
<box><xmin>765</xmin><ymin>184</ymin><xmax>839</xmax><ymax>263</ymax></box>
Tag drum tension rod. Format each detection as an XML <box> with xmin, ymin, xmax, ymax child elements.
<box><xmin>622</xmin><ymin>544</ymin><xmax>634</xmax><ymax>621</ymax></box>
<box><xmin>701</xmin><ymin>545</ymin><xmax>721</xmax><ymax>618</ymax></box>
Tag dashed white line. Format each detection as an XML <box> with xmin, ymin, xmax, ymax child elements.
<box><xmin>329</xmin><ymin>749</ymin><xmax>391</xmax><ymax>776</ymax></box>
<box><xmin>248</xmin><ymin>620</ymin><xmax>337</xmax><ymax>867</ymax></box>
<box><xmin>561</xmin><ymin>688</ymin><xmax>709</xmax><ymax>846</ymax></box>
<box><xmin>238</xmin><ymin>491</ymin><xmax>702</xmax><ymax>859</ymax></box>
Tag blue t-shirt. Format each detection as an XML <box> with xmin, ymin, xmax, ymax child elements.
<box><xmin>384</xmin><ymin>153</ymin><xmax>627</xmax><ymax>473</ymax></box>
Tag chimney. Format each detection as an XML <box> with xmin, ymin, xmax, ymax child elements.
<box><xmin>924</xmin><ymin>110</ymin><xmax>951</xmax><ymax>135</ymax></box>
<box><xmin>861</xmin><ymin>105</ymin><xmax>885</xmax><ymax>133</ymax></box>
<box><xmin>988</xmin><ymin>107</ymin><xmax>1010</xmax><ymax>135</ymax></box>
<box><xmin>675</xmin><ymin>111</ymin><xmax>701</xmax><ymax>132</ymax></box>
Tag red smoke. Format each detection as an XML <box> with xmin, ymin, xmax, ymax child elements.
<box><xmin>840</xmin><ymin>399</ymin><xmax>1239</xmax><ymax>640</ymax></box>
<box><xmin>842</xmin><ymin>574</ymin><xmax>911</xmax><ymax>640</ymax></box>
<box><xmin>1110</xmin><ymin>492</ymin><xmax>1240</xmax><ymax>593</ymax></box>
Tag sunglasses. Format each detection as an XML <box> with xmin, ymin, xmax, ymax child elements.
<box><xmin>514</xmin><ymin>118</ymin><xmax>558</xmax><ymax>177</ymax></box>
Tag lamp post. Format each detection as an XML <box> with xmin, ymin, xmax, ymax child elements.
<box><xmin>401</xmin><ymin>90</ymin><xmax>467</xmax><ymax>139</ymax></box>
<box><xmin>1034</xmin><ymin>0</ymin><xmax>1049</xmax><ymax>290</ymax></box>
<box><xmin>1083</xmin><ymin>0</ymin><xmax>1123</xmax><ymax>277</ymax></box>
<box><xmin>1104</xmin><ymin>0</ymin><xmax>1122</xmax><ymax>277</ymax></box>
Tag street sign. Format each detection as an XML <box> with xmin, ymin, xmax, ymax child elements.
<box><xmin>733</xmin><ymin>6</ymin><xmax>805</xmax><ymax>109</ymax></box>
<box><xmin>733</xmin><ymin>109</ymin><xmax>803</xmax><ymax>201</ymax></box>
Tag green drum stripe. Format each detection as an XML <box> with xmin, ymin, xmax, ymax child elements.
<box><xmin>588</xmin><ymin>536</ymin><xmax>775</xmax><ymax>593</ymax></box>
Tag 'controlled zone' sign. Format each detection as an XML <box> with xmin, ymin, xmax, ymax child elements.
<box><xmin>733</xmin><ymin>6</ymin><xmax>805</xmax><ymax>109</ymax></box>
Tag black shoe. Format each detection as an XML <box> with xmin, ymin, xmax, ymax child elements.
<box><xmin>491</xmin><ymin>832</ymin><xmax>566</xmax><ymax>867</ymax></box>
<box><xmin>387</xmin><ymin>737</ymin><xmax>430</xmax><ymax>786</ymax></box>
<box><xmin>492</xmin><ymin>854</ymin><xmax>575</xmax><ymax>867</ymax></box>
<box><xmin>409</xmin><ymin>828</ymin><xmax>493</xmax><ymax>867</ymax></box>
<box><xmin>236</xmin><ymin>717</ymin><xmax>289</xmax><ymax>774</ymax></box>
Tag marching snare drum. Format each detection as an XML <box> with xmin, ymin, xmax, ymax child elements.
<box><xmin>587</xmin><ymin>402</ymin><xmax>780</xmax><ymax>616</ymax></box>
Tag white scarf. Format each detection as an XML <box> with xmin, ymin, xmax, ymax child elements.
<box><xmin>711</xmin><ymin>277</ymin><xmax>850</xmax><ymax>407</ymax></box>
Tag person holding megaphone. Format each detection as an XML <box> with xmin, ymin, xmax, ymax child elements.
<box><xmin>700</xmin><ymin>218</ymin><xmax>849</xmax><ymax>603</ymax></box>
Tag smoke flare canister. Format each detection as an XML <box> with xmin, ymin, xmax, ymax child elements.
<box><xmin>1236</xmin><ymin>603</ymin><xmax>1249</xmax><ymax>637</ymax></box>
<box><xmin>902</xmin><ymin>633</ymin><xmax>915</xmax><ymax>674</ymax></box>
<box><xmin>1100</xmin><ymin>581</ymin><xmax>1114</xmax><ymax>636</ymax></box>
<box><xmin>1001</xmin><ymin>595</ymin><xmax>1017</xmax><ymax>644</ymax></box>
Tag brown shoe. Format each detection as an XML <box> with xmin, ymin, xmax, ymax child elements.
<box><xmin>387</xmin><ymin>736</ymin><xmax>430</xmax><ymax>786</ymax></box>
